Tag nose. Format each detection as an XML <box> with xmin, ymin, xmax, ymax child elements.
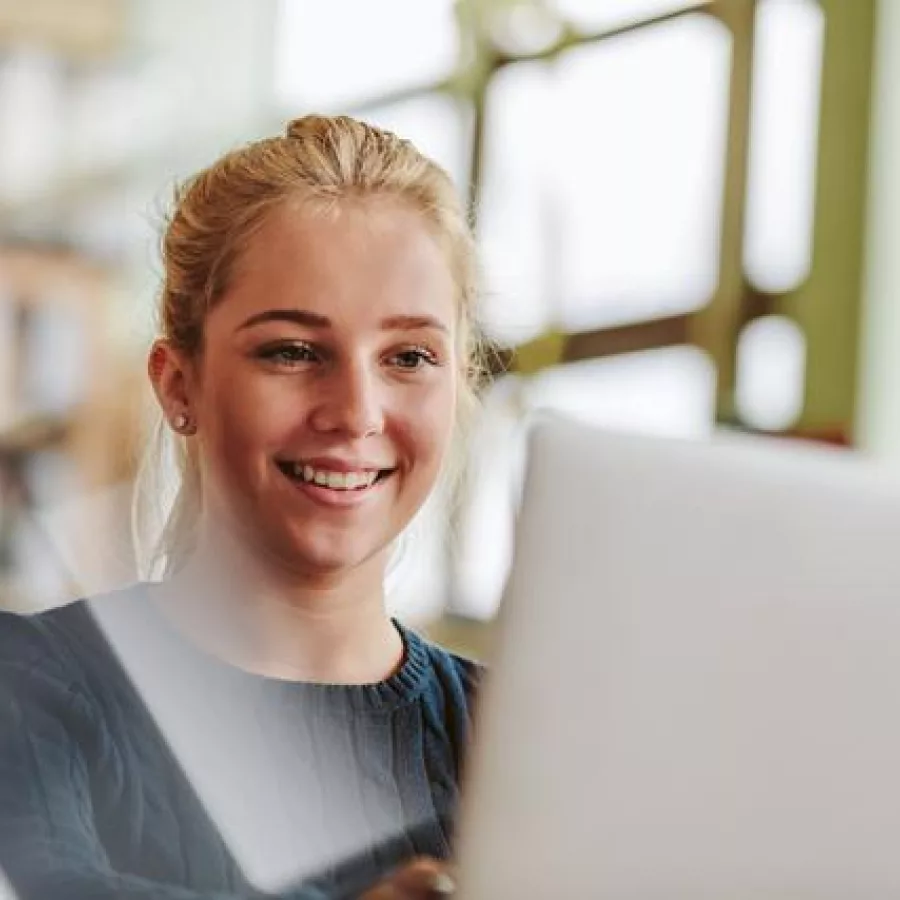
<box><xmin>308</xmin><ymin>361</ymin><xmax>384</xmax><ymax>438</ymax></box>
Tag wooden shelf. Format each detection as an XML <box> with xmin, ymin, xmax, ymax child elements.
<box><xmin>0</xmin><ymin>0</ymin><xmax>124</xmax><ymax>60</ymax></box>
<box><xmin>0</xmin><ymin>244</ymin><xmax>137</xmax><ymax>611</ymax></box>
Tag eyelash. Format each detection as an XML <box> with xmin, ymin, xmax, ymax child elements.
<box><xmin>389</xmin><ymin>346</ymin><xmax>441</xmax><ymax>370</ymax></box>
<box><xmin>256</xmin><ymin>343</ymin><xmax>318</xmax><ymax>366</ymax></box>
<box><xmin>255</xmin><ymin>342</ymin><xmax>442</xmax><ymax>371</ymax></box>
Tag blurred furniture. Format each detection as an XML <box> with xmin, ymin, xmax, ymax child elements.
<box><xmin>0</xmin><ymin>248</ymin><xmax>138</xmax><ymax>611</ymax></box>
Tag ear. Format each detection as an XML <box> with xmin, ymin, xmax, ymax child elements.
<box><xmin>148</xmin><ymin>339</ymin><xmax>197</xmax><ymax>425</ymax></box>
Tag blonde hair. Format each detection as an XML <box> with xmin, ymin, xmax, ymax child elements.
<box><xmin>133</xmin><ymin>115</ymin><xmax>489</xmax><ymax>579</ymax></box>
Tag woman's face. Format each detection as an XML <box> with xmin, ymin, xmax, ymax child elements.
<box><xmin>160</xmin><ymin>199</ymin><xmax>459</xmax><ymax>581</ymax></box>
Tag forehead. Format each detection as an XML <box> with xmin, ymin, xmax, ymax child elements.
<box><xmin>215</xmin><ymin>198</ymin><xmax>457</xmax><ymax>330</ymax></box>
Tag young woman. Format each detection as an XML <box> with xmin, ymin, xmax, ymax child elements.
<box><xmin>0</xmin><ymin>115</ymin><xmax>487</xmax><ymax>900</ymax></box>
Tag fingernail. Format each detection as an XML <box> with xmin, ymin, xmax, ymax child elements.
<box><xmin>429</xmin><ymin>872</ymin><xmax>456</xmax><ymax>895</ymax></box>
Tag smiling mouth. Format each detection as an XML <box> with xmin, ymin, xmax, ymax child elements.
<box><xmin>275</xmin><ymin>461</ymin><xmax>395</xmax><ymax>491</ymax></box>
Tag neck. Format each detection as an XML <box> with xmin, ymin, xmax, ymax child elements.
<box><xmin>153</xmin><ymin>532</ymin><xmax>402</xmax><ymax>685</ymax></box>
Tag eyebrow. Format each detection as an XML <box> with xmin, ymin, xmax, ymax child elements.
<box><xmin>237</xmin><ymin>309</ymin><xmax>449</xmax><ymax>334</ymax></box>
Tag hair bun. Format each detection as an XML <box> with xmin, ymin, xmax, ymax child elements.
<box><xmin>285</xmin><ymin>115</ymin><xmax>336</xmax><ymax>141</ymax></box>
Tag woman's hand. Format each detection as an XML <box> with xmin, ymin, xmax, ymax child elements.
<box><xmin>358</xmin><ymin>856</ymin><xmax>456</xmax><ymax>899</ymax></box>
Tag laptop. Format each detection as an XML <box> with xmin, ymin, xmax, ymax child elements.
<box><xmin>455</xmin><ymin>416</ymin><xmax>900</xmax><ymax>899</ymax></box>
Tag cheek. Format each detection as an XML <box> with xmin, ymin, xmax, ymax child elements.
<box><xmin>405</xmin><ymin>377</ymin><xmax>457</xmax><ymax>468</ymax></box>
<box><xmin>198</xmin><ymin>370</ymin><xmax>297</xmax><ymax>476</ymax></box>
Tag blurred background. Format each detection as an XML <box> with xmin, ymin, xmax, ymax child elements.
<box><xmin>0</xmin><ymin>0</ymin><xmax>895</xmax><ymax>656</ymax></box>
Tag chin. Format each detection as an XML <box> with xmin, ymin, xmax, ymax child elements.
<box><xmin>272</xmin><ymin>530</ymin><xmax>388</xmax><ymax>579</ymax></box>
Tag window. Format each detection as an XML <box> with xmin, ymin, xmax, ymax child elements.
<box><xmin>269</xmin><ymin>0</ymin><xmax>862</xmax><ymax>623</ymax></box>
<box><xmin>743</xmin><ymin>0</ymin><xmax>825</xmax><ymax>292</ymax></box>
<box><xmin>549</xmin><ymin>0</ymin><xmax>707</xmax><ymax>32</ymax></box>
<box><xmin>274</xmin><ymin>0</ymin><xmax>458</xmax><ymax>109</ymax></box>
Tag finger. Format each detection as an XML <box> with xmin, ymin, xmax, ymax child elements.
<box><xmin>391</xmin><ymin>858</ymin><xmax>456</xmax><ymax>896</ymax></box>
<box><xmin>359</xmin><ymin>876</ymin><xmax>454</xmax><ymax>900</ymax></box>
<box><xmin>360</xmin><ymin>858</ymin><xmax>456</xmax><ymax>899</ymax></box>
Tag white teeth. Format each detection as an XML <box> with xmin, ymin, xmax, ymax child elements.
<box><xmin>287</xmin><ymin>463</ymin><xmax>380</xmax><ymax>490</ymax></box>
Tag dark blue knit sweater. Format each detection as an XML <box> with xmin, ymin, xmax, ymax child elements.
<box><xmin>0</xmin><ymin>585</ymin><xmax>481</xmax><ymax>899</ymax></box>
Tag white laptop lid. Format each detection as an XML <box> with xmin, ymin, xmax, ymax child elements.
<box><xmin>456</xmin><ymin>417</ymin><xmax>900</xmax><ymax>900</ymax></box>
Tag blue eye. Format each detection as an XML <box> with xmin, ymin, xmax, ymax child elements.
<box><xmin>257</xmin><ymin>343</ymin><xmax>319</xmax><ymax>366</ymax></box>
